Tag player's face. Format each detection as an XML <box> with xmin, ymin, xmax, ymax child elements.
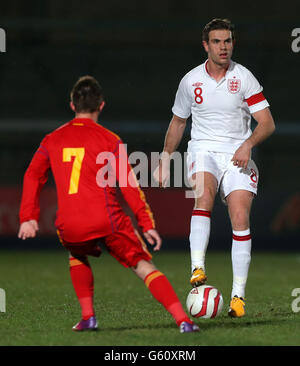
<box><xmin>203</xmin><ymin>29</ymin><xmax>234</xmax><ymax>66</ymax></box>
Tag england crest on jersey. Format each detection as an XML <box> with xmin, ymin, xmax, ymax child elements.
<box><xmin>227</xmin><ymin>78</ymin><xmax>241</xmax><ymax>94</ymax></box>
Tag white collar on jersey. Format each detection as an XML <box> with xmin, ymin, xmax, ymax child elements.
<box><xmin>203</xmin><ymin>59</ymin><xmax>234</xmax><ymax>83</ymax></box>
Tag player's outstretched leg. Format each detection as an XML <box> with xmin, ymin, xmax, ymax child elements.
<box><xmin>228</xmin><ymin>229</ymin><xmax>251</xmax><ymax>318</ymax></box>
<box><xmin>132</xmin><ymin>260</ymin><xmax>199</xmax><ymax>333</ymax></box>
<box><xmin>189</xmin><ymin>172</ymin><xmax>217</xmax><ymax>287</ymax></box>
<box><xmin>189</xmin><ymin>209</ymin><xmax>211</xmax><ymax>287</ymax></box>
<box><xmin>69</xmin><ymin>254</ymin><xmax>98</xmax><ymax>331</ymax></box>
<box><xmin>227</xmin><ymin>191</ymin><xmax>253</xmax><ymax>318</ymax></box>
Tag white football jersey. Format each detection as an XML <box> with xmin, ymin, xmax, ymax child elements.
<box><xmin>172</xmin><ymin>60</ymin><xmax>269</xmax><ymax>154</ymax></box>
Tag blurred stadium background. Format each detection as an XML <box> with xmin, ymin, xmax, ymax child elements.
<box><xmin>0</xmin><ymin>0</ymin><xmax>299</xmax><ymax>251</ymax></box>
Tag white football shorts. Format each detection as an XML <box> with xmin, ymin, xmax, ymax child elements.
<box><xmin>186</xmin><ymin>150</ymin><xmax>259</xmax><ymax>204</ymax></box>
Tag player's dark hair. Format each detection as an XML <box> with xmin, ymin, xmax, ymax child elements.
<box><xmin>70</xmin><ymin>75</ymin><xmax>104</xmax><ymax>113</ymax></box>
<box><xmin>202</xmin><ymin>18</ymin><xmax>235</xmax><ymax>43</ymax></box>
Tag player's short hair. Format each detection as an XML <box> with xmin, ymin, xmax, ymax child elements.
<box><xmin>70</xmin><ymin>75</ymin><xmax>104</xmax><ymax>113</ymax></box>
<box><xmin>202</xmin><ymin>18</ymin><xmax>235</xmax><ymax>43</ymax></box>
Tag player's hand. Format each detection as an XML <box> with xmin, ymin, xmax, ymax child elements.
<box><xmin>18</xmin><ymin>220</ymin><xmax>39</xmax><ymax>240</ymax></box>
<box><xmin>232</xmin><ymin>141</ymin><xmax>252</xmax><ymax>169</ymax></box>
<box><xmin>153</xmin><ymin>153</ymin><xmax>171</xmax><ymax>188</ymax></box>
<box><xmin>144</xmin><ymin>229</ymin><xmax>162</xmax><ymax>251</ymax></box>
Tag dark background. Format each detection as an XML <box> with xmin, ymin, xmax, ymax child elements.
<box><xmin>0</xmin><ymin>0</ymin><xmax>299</xmax><ymax>251</ymax></box>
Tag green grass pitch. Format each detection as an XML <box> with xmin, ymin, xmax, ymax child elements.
<box><xmin>0</xmin><ymin>247</ymin><xmax>299</xmax><ymax>346</ymax></box>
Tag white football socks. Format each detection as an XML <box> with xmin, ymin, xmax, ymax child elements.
<box><xmin>190</xmin><ymin>210</ymin><xmax>252</xmax><ymax>299</ymax></box>
<box><xmin>189</xmin><ymin>209</ymin><xmax>211</xmax><ymax>273</ymax></box>
<box><xmin>231</xmin><ymin>229</ymin><xmax>252</xmax><ymax>298</ymax></box>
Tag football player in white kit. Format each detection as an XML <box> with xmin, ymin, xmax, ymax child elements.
<box><xmin>154</xmin><ymin>19</ymin><xmax>275</xmax><ymax>317</ymax></box>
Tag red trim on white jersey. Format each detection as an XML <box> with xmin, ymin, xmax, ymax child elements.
<box><xmin>245</xmin><ymin>92</ymin><xmax>265</xmax><ymax>107</ymax></box>
<box><xmin>205</xmin><ymin>60</ymin><xmax>230</xmax><ymax>78</ymax></box>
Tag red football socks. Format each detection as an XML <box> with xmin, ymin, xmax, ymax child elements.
<box><xmin>144</xmin><ymin>270</ymin><xmax>192</xmax><ymax>326</ymax></box>
<box><xmin>69</xmin><ymin>256</ymin><xmax>94</xmax><ymax>320</ymax></box>
<box><xmin>69</xmin><ymin>259</ymin><xmax>191</xmax><ymax>325</ymax></box>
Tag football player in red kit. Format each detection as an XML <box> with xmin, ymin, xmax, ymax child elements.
<box><xmin>18</xmin><ymin>75</ymin><xmax>198</xmax><ymax>333</ymax></box>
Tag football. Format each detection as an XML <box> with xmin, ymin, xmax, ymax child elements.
<box><xmin>186</xmin><ymin>285</ymin><xmax>223</xmax><ymax>319</ymax></box>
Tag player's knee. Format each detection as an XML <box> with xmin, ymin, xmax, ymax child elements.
<box><xmin>132</xmin><ymin>260</ymin><xmax>156</xmax><ymax>280</ymax></box>
<box><xmin>194</xmin><ymin>188</ymin><xmax>215</xmax><ymax>210</ymax></box>
<box><xmin>230</xmin><ymin>210</ymin><xmax>249</xmax><ymax>230</ymax></box>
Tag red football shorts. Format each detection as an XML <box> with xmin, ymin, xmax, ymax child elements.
<box><xmin>57</xmin><ymin>215</ymin><xmax>152</xmax><ymax>268</ymax></box>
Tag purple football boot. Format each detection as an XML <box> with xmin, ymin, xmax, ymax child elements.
<box><xmin>72</xmin><ymin>316</ymin><xmax>98</xmax><ymax>331</ymax></box>
<box><xmin>179</xmin><ymin>321</ymin><xmax>200</xmax><ymax>333</ymax></box>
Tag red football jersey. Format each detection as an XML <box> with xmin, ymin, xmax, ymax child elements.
<box><xmin>19</xmin><ymin>118</ymin><xmax>155</xmax><ymax>242</ymax></box>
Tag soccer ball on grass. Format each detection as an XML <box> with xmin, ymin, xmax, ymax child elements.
<box><xmin>186</xmin><ymin>285</ymin><xmax>223</xmax><ymax>319</ymax></box>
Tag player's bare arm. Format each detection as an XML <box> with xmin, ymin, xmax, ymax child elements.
<box><xmin>232</xmin><ymin>107</ymin><xmax>275</xmax><ymax>169</ymax></box>
<box><xmin>18</xmin><ymin>219</ymin><xmax>39</xmax><ymax>240</ymax></box>
<box><xmin>163</xmin><ymin>114</ymin><xmax>187</xmax><ymax>154</ymax></box>
<box><xmin>153</xmin><ymin>114</ymin><xmax>187</xmax><ymax>187</ymax></box>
